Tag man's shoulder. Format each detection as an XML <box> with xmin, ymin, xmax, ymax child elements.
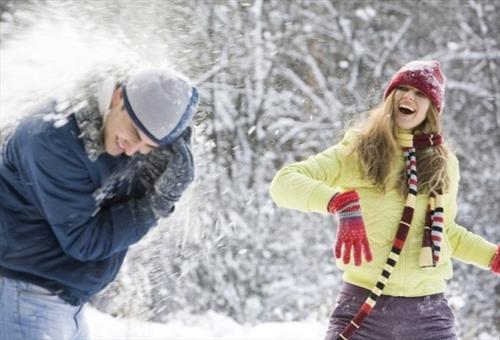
<box><xmin>8</xmin><ymin>104</ymin><xmax>87</xmax><ymax>169</ymax></box>
<box><xmin>17</xmin><ymin>113</ymin><xmax>77</xmax><ymax>147</ymax></box>
<box><xmin>17</xmin><ymin>99</ymin><xmax>87</xmax><ymax>141</ymax></box>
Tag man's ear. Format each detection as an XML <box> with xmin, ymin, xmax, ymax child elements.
<box><xmin>110</xmin><ymin>87</ymin><xmax>123</xmax><ymax>109</ymax></box>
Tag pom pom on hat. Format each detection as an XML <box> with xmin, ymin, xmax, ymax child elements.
<box><xmin>383</xmin><ymin>60</ymin><xmax>446</xmax><ymax>113</ymax></box>
<box><xmin>122</xmin><ymin>69</ymin><xmax>199</xmax><ymax>145</ymax></box>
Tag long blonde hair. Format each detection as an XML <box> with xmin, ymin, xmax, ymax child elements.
<box><xmin>354</xmin><ymin>91</ymin><xmax>450</xmax><ymax>196</ymax></box>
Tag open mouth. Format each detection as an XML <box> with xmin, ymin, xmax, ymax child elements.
<box><xmin>398</xmin><ymin>105</ymin><xmax>415</xmax><ymax>115</ymax></box>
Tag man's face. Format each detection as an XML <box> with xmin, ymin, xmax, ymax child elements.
<box><xmin>103</xmin><ymin>88</ymin><xmax>159</xmax><ymax>157</ymax></box>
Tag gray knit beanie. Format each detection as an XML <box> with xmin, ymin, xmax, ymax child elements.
<box><xmin>122</xmin><ymin>69</ymin><xmax>198</xmax><ymax>145</ymax></box>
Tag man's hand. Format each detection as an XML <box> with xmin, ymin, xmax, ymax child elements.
<box><xmin>138</xmin><ymin>144</ymin><xmax>172</xmax><ymax>190</ymax></box>
<box><xmin>327</xmin><ymin>191</ymin><xmax>372</xmax><ymax>266</ymax></box>
<box><xmin>150</xmin><ymin>128</ymin><xmax>194</xmax><ymax>218</ymax></box>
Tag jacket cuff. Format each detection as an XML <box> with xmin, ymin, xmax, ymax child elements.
<box><xmin>112</xmin><ymin>198</ymin><xmax>157</xmax><ymax>239</ymax></box>
<box><xmin>308</xmin><ymin>183</ymin><xmax>338</xmax><ymax>214</ymax></box>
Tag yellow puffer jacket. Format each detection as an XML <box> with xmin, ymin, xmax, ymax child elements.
<box><xmin>269</xmin><ymin>130</ymin><xmax>496</xmax><ymax>297</ymax></box>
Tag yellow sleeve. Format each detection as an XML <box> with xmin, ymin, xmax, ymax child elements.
<box><xmin>445</xmin><ymin>152</ymin><xmax>496</xmax><ymax>269</ymax></box>
<box><xmin>447</xmin><ymin>222</ymin><xmax>496</xmax><ymax>269</ymax></box>
<box><xmin>269</xmin><ymin>130</ymin><xmax>358</xmax><ymax>214</ymax></box>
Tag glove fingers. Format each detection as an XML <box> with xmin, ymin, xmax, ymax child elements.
<box><xmin>362</xmin><ymin>237</ymin><xmax>373</xmax><ymax>262</ymax></box>
<box><xmin>171</xmin><ymin>135</ymin><xmax>193</xmax><ymax>162</ymax></box>
<box><xmin>343</xmin><ymin>239</ymin><xmax>352</xmax><ymax>264</ymax></box>
<box><xmin>492</xmin><ymin>249</ymin><xmax>500</xmax><ymax>273</ymax></box>
<box><xmin>169</xmin><ymin>137</ymin><xmax>183</xmax><ymax>156</ymax></box>
<box><xmin>168</xmin><ymin>140</ymin><xmax>188</xmax><ymax>166</ymax></box>
<box><xmin>492</xmin><ymin>262</ymin><xmax>500</xmax><ymax>273</ymax></box>
<box><xmin>152</xmin><ymin>143</ymin><xmax>173</xmax><ymax>157</ymax></box>
<box><xmin>157</xmin><ymin>133</ymin><xmax>195</xmax><ymax>195</ymax></box>
<box><xmin>182</xmin><ymin>126</ymin><xmax>192</xmax><ymax>142</ymax></box>
<box><xmin>176</xmin><ymin>144</ymin><xmax>194</xmax><ymax>180</ymax></box>
<box><xmin>170</xmin><ymin>127</ymin><xmax>192</xmax><ymax>152</ymax></box>
<box><xmin>334</xmin><ymin>240</ymin><xmax>342</xmax><ymax>259</ymax></box>
<box><xmin>353</xmin><ymin>241</ymin><xmax>362</xmax><ymax>266</ymax></box>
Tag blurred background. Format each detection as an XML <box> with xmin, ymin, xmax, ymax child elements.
<box><xmin>1</xmin><ymin>0</ymin><xmax>499</xmax><ymax>338</ymax></box>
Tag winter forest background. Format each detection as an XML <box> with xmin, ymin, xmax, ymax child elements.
<box><xmin>1</xmin><ymin>0</ymin><xmax>499</xmax><ymax>338</ymax></box>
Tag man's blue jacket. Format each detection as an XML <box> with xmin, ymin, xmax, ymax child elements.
<box><xmin>0</xmin><ymin>101</ymin><xmax>158</xmax><ymax>305</ymax></box>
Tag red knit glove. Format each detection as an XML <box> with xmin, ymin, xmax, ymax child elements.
<box><xmin>491</xmin><ymin>245</ymin><xmax>500</xmax><ymax>274</ymax></box>
<box><xmin>328</xmin><ymin>191</ymin><xmax>373</xmax><ymax>266</ymax></box>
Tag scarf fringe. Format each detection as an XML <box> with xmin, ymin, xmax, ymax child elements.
<box><xmin>419</xmin><ymin>193</ymin><xmax>444</xmax><ymax>267</ymax></box>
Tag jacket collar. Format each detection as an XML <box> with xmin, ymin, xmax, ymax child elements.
<box><xmin>73</xmin><ymin>77</ymin><xmax>115</xmax><ymax>162</ymax></box>
<box><xmin>73</xmin><ymin>98</ymin><xmax>105</xmax><ymax>162</ymax></box>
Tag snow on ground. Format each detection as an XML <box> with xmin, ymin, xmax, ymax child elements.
<box><xmin>87</xmin><ymin>306</ymin><xmax>326</xmax><ymax>340</ymax></box>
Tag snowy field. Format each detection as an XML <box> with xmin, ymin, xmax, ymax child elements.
<box><xmin>87</xmin><ymin>306</ymin><xmax>325</xmax><ymax>340</ymax></box>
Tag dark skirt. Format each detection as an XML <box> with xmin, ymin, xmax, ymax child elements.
<box><xmin>324</xmin><ymin>282</ymin><xmax>457</xmax><ymax>340</ymax></box>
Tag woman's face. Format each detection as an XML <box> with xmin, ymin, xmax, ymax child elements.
<box><xmin>393</xmin><ymin>85</ymin><xmax>431</xmax><ymax>130</ymax></box>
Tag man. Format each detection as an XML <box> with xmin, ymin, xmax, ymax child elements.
<box><xmin>0</xmin><ymin>69</ymin><xmax>199</xmax><ymax>339</ymax></box>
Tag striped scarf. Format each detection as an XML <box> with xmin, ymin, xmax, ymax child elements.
<box><xmin>337</xmin><ymin>132</ymin><xmax>444</xmax><ymax>340</ymax></box>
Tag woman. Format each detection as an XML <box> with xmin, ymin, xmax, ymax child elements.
<box><xmin>269</xmin><ymin>60</ymin><xmax>500</xmax><ymax>339</ymax></box>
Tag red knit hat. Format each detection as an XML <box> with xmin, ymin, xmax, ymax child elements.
<box><xmin>383</xmin><ymin>60</ymin><xmax>446</xmax><ymax>113</ymax></box>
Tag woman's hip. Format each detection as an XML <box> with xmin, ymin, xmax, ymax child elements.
<box><xmin>324</xmin><ymin>282</ymin><xmax>457</xmax><ymax>340</ymax></box>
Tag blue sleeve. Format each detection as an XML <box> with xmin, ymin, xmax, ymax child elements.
<box><xmin>20</xmin><ymin>125</ymin><xmax>157</xmax><ymax>262</ymax></box>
